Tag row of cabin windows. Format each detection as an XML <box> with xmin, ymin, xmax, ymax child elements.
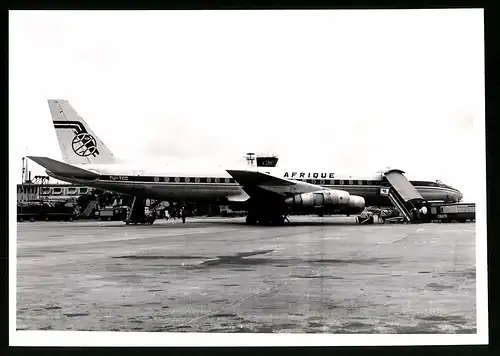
<box><xmin>163</xmin><ymin>177</ymin><xmax>235</xmax><ymax>183</ymax></box>
<box><xmin>159</xmin><ymin>178</ymin><xmax>437</xmax><ymax>187</ymax></box>
<box><xmin>160</xmin><ymin>178</ymin><xmax>382</xmax><ymax>186</ymax></box>
<box><xmin>17</xmin><ymin>186</ymin><xmax>88</xmax><ymax>194</ymax></box>
<box><xmin>118</xmin><ymin>176</ymin><xmax>437</xmax><ymax>188</ymax></box>
<box><xmin>159</xmin><ymin>177</ymin><xmax>382</xmax><ymax>186</ymax></box>
<box><xmin>297</xmin><ymin>179</ymin><xmax>380</xmax><ymax>186</ymax></box>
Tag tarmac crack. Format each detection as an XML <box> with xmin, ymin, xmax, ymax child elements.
<box><xmin>166</xmin><ymin>278</ymin><xmax>293</xmax><ymax>330</ymax></box>
<box><xmin>346</xmin><ymin>227</ymin><xmax>427</xmax><ymax>260</ymax></box>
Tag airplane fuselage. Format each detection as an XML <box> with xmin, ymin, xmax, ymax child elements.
<box><xmin>46</xmin><ymin>163</ymin><xmax>463</xmax><ymax>207</ymax></box>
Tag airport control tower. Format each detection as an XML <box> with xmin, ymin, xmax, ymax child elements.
<box><xmin>245</xmin><ymin>152</ymin><xmax>279</xmax><ymax>168</ymax></box>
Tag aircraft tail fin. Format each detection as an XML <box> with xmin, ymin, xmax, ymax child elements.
<box><xmin>48</xmin><ymin>99</ymin><xmax>116</xmax><ymax>165</ymax></box>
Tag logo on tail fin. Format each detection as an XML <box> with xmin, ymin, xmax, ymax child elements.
<box><xmin>53</xmin><ymin>120</ymin><xmax>100</xmax><ymax>157</ymax></box>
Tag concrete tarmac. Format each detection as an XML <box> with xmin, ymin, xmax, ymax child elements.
<box><xmin>16</xmin><ymin>216</ymin><xmax>476</xmax><ymax>333</ymax></box>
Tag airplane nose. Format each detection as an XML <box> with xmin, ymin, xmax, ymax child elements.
<box><xmin>457</xmin><ymin>192</ymin><xmax>463</xmax><ymax>202</ymax></box>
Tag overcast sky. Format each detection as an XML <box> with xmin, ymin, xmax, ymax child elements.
<box><xmin>9</xmin><ymin>10</ymin><xmax>484</xmax><ymax>202</ymax></box>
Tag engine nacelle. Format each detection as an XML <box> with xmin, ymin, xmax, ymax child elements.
<box><xmin>285</xmin><ymin>189</ymin><xmax>350</xmax><ymax>208</ymax></box>
<box><xmin>342</xmin><ymin>195</ymin><xmax>365</xmax><ymax>215</ymax></box>
<box><xmin>285</xmin><ymin>190</ymin><xmax>365</xmax><ymax>215</ymax></box>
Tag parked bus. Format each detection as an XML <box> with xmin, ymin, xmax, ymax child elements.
<box><xmin>17</xmin><ymin>201</ymin><xmax>76</xmax><ymax>222</ymax></box>
<box><xmin>429</xmin><ymin>203</ymin><xmax>475</xmax><ymax>223</ymax></box>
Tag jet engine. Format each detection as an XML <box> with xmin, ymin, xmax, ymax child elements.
<box><xmin>284</xmin><ymin>189</ymin><xmax>350</xmax><ymax>208</ymax></box>
<box><xmin>342</xmin><ymin>195</ymin><xmax>365</xmax><ymax>215</ymax></box>
<box><xmin>284</xmin><ymin>190</ymin><xmax>365</xmax><ymax>214</ymax></box>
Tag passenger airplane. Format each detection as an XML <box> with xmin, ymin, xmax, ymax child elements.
<box><xmin>28</xmin><ymin>99</ymin><xmax>463</xmax><ymax>225</ymax></box>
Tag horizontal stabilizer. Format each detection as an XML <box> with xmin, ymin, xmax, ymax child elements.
<box><xmin>27</xmin><ymin>156</ymin><xmax>99</xmax><ymax>179</ymax></box>
<box><xmin>226</xmin><ymin>170</ymin><xmax>295</xmax><ymax>187</ymax></box>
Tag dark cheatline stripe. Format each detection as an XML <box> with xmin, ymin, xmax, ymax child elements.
<box><xmin>96</xmin><ymin>175</ymin><xmax>457</xmax><ymax>193</ymax></box>
<box><xmin>101</xmin><ymin>175</ymin><xmax>238</xmax><ymax>184</ymax></box>
<box><xmin>98</xmin><ymin>175</ymin><xmax>385</xmax><ymax>187</ymax></box>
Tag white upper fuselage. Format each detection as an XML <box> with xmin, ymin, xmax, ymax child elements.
<box><xmin>46</xmin><ymin>161</ymin><xmax>463</xmax><ymax>206</ymax></box>
<box><xmin>69</xmin><ymin>163</ymin><xmax>383</xmax><ymax>181</ymax></box>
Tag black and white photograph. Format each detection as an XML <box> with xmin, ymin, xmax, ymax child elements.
<box><xmin>9</xmin><ymin>9</ymin><xmax>487</xmax><ymax>347</ymax></box>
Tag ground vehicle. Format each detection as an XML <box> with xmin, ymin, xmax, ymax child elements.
<box><xmin>429</xmin><ymin>203</ymin><xmax>475</xmax><ymax>223</ymax></box>
<box><xmin>95</xmin><ymin>206</ymin><xmax>129</xmax><ymax>221</ymax></box>
<box><xmin>220</xmin><ymin>205</ymin><xmax>247</xmax><ymax>217</ymax></box>
<box><xmin>17</xmin><ymin>201</ymin><xmax>76</xmax><ymax>222</ymax></box>
<box><xmin>124</xmin><ymin>214</ymin><xmax>156</xmax><ymax>225</ymax></box>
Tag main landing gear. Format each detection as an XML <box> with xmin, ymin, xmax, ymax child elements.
<box><xmin>244</xmin><ymin>199</ymin><xmax>289</xmax><ymax>226</ymax></box>
<box><xmin>123</xmin><ymin>196</ymin><xmax>156</xmax><ymax>225</ymax></box>
<box><xmin>245</xmin><ymin>212</ymin><xmax>289</xmax><ymax>226</ymax></box>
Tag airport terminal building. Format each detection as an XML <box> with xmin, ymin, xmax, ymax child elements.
<box><xmin>17</xmin><ymin>182</ymin><xmax>90</xmax><ymax>203</ymax></box>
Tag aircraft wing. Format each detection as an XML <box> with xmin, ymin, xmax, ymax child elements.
<box><xmin>27</xmin><ymin>156</ymin><xmax>99</xmax><ymax>179</ymax></box>
<box><xmin>226</xmin><ymin>169</ymin><xmax>326</xmax><ymax>197</ymax></box>
<box><xmin>227</xmin><ymin>192</ymin><xmax>251</xmax><ymax>202</ymax></box>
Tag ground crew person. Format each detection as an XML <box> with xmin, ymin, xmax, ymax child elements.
<box><xmin>420</xmin><ymin>204</ymin><xmax>428</xmax><ymax>222</ymax></box>
<box><xmin>181</xmin><ymin>206</ymin><xmax>186</xmax><ymax>224</ymax></box>
<box><xmin>412</xmin><ymin>207</ymin><xmax>419</xmax><ymax>223</ymax></box>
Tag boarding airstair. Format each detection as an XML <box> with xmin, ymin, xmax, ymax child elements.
<box><xmin>383</xmin><ymin>169</ymin><xmax>425</xmax><ymax>223</ymax></box>
<box><xmin>148</xmin><ymin>199</ymin><xmax>165</xmax><ymax>212</ymax></box>
<box><xmin>82</xmin><ymin>199</ymin><xmax>98</xmax><ymax>217</ymax></box>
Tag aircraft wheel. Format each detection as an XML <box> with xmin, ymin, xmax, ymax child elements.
<box><xmin>68</xmin><ymin>216</ymin><xmax>74</xmax><ymax>222</ymax></box>
<box><xmin>246</xmin><ymin>215</ymin><xmax>257</xmax><ymax>225</ymax></box>
<box><xmin>29</xmin><ymin>217</ymin><xmax>35</xmax><ymax>222</ymax></box>
<box><xmin>18</xmin><ymin>217</ymin><xmax>24</xmax><ymax>222</ymax></box>
<box><xmin>271</xmin><ymin>215</ymin><xmax>285</xmax><ymax>226</ymax></box>
<box><xmin>263</xmin><ymin>217</ymin><xmax>277</xmax><ymax>226</ymax></box>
